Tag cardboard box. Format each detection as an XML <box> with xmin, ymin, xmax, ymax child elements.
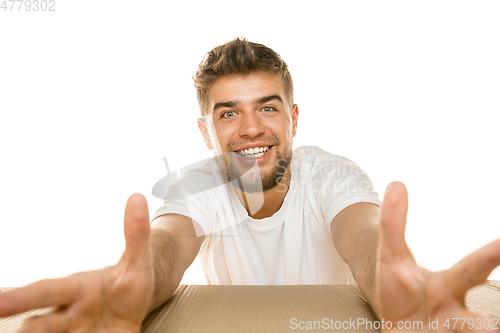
<box><xmin>141</xmin><ymin>282</ymin><xmax>500</xmax><ymax>332</ymax></box>
<box><xmin>1</xmin><ymin>281</ymin><xmax>499</xmax><ymax>333</ymax></box>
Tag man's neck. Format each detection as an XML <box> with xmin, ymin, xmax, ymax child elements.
<box><xmin>234</xmin><ymin>166</ymin><xmax>292</xmax><ymax>220</ymax></box>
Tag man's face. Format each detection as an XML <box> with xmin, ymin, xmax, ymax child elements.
<box><xmin>200</xmin><ymin>71</ymin><xmax>298</xmax><ymax>193</ymax></box>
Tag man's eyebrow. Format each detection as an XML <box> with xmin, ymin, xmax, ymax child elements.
<box><xmin>213</xmin><ymin>100</ymin><xmax>240</xmax><ymax>113</ymax></box>
<box><xmin>212</xmin><ymin>95</ymin><xmax>284</xmax><ymax>113</ymax></box>
<box><xmin>254</xmin><ymin>95</ymin><xmax>284</xmax><ymax>105</ymax></box>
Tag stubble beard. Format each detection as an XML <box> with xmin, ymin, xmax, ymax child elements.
<box><xmin>216</xmin><ymin>146</ymin><xmax>293</xmax><ymax>194</ymax></box>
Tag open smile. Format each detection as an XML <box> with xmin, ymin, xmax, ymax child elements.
<box><xmin>232</xmin><ymin>146</ymin><xmax>274</xmax><ymax>165</ymax></box>
<box><xmin>236</xmin><ymin>145</ymin><xmax>271</xmax><ymax>158</ymax></box>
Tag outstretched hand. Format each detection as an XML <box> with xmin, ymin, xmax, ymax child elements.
<box><xmin>377</xmin><ymin>182</ymin><xmax>500</xmax><ymax>332</ymax></box>
<box><xmin>0</xmin><ymin>194</ymin><xmax>154</xmax><ymax>333</ymax></box>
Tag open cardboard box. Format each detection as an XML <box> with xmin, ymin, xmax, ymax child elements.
<box><xmin>141</xmin><ymin>282</ymin><xmax>500</xmax><ymax>332</ymax></box>
<box><xmin>1</xmin><ymin>281</ymin><xmax>499</xmax><ymax>332</ymax></box>
<box><xmin>142</xmin><ymin>285</ymin><xmax>379</xmax><ymax>332</ymax></box>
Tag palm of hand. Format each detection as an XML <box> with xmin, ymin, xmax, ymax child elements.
<box><xmin>0</xmin><ymin>194</ymin><xmax>154</xmax><ymax>333</ymax></box>
<box><xmin>376</xmin><ymin>182</ymin><xmax>500</xmax><ymax>333</ymax></box>
<box><xmin>55</xmin><ymin>264</ymin><xmax>153</xmax><ymax>333</ymax></box>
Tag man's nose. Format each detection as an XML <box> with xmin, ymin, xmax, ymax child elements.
<box><xmin>238</xmin><ymin>112</ymin><xmax>265</xmax><ymax>137</ymax></box>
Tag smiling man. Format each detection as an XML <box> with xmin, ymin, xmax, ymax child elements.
<box><xmin>200</xmin><ymin>71</ymin><xmax>297</xmax><ymax>215</ymax></box>
<box><xmin>153</xmin><ymin>46</ymin><xmax>382</xmax><ymax>288</ymax></box>
<box><xmin>1</xmin><ymin>38</ymin><xmax>499</xmax><ymax>333</ymax></box>
<box><xmin>207</xmin><ymin>73</ymin><xmax>294</xmax><ymax>195</ymax></box>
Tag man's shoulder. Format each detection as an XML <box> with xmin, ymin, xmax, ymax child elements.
<box><xmin>293</xmin><ymin>146</ymin><xmax>353</xmax><ymax>165</ymax></box>
<box><xmin>160</xmin><ymin>157</ymin><xmax>223</xmax><ymax>199</ymax></box>
<box><xmin>180</xmin><ymin>158</ymin><xmax>221</xmax><ymax>182</ymax></box>
<box><xmin>292</xmin><ymin>146</ymin><xmax>363</xmax><ymax>181</ymax></box>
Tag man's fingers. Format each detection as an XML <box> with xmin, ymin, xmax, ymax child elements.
<box><xmin>18</xmin><ymin>311</ymin><xmax>71</xmax><ymax>333</ymax></box>
<box><xmin>445</xmin><ymin>238</ymin><xmax>500</xmax><ymax>301</ymax></box>
<box><xmin>122</xmin><ymin>193</ymin><xmax>152</xmax><ymax>268</ymax></box>
<box><xmin>378</xmin><ymin>181</ymin><xmax>411</xmax><ymax>262</ymax></box>
<box><xmin>0</xmin><ymin>278</ymin><xmax>79</xmax><ymax>317</ymax></box>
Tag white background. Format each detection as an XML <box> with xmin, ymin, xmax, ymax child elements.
<box><xmin>0</xmin><ymin>1</ymin><xmax>499</xmax><ymax>287</ymax></box>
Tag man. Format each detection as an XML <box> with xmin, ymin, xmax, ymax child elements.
<box><xmin>0</xmin><ymin>38</ymin><xmax>499</xmax><ymax>333</ymax></box>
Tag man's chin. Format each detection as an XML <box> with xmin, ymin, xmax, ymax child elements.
<box><xmin>229</xmin><ymin>169</ymin><xmax>263</xmax><ymax>193</ymax></box>
<box><xmin>217</xmin><ymin>147</ymin><xmax>292</xmax><ymax>193</ymax></box>
<box><xmin>232</xmin><ymin>170</ymin><xmax>286</xmax><ymax>193</ymax></box>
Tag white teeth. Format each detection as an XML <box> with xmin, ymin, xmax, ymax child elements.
<box><xmin>237</xmin><ymin>146</ymin><xmax>270</xmax><ymax>156</ymax></box>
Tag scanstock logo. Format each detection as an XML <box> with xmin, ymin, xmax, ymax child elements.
<box><xmin>151</xmin><ymin>153</ymin><xmax>264</xmax><ymax>236</ymax></box>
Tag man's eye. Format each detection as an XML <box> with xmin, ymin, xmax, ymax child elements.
<box><xmin>262</xmin><ymin>106</ymin><xmax>277</xmax><ymax>112</ymax></box>
<box><xmin>221</xmin><ymin>110</ymin><xmax>236</xmax><ymax>118</ymax></box>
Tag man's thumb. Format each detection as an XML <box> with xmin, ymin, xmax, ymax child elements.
<box><xmin>379</xmin><ymin>182</ymin><xmax>409</xmax><ymax>259</ymax></box>
<box><xmin>123</xmin><ymin>193</ymin><xmax>151</xmax><ymax>265</ymax></box>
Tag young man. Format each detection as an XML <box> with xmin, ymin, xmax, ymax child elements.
<box><xmin>0</xmin><ymin>38</ymin><xmax>499</xmax><ymax>333</ymax></box>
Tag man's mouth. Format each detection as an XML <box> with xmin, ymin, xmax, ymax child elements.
<box><xmin>235</xmin><ymin>146</ymin><xmax>271</xmax><ymax>158</ymax></box>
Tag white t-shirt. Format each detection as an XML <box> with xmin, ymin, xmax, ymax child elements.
<box><xmin>152</xmin><ymin>146</ymin><xmax>381</xmax><ymax>285</ymax></box>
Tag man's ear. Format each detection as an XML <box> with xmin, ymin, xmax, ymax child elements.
<box><xmin>291</xmin><ymin>104</ymin><xmax>299</xmax><ymax>138</ymax></box>
<box><xmin>197</xmin><ymin>118</ymin><xmax>213</xmax><ymax>150</ymax></box>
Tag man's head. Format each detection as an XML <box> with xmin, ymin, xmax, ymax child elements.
<box><xmin>195</xmin><ymin>39</ymin><xmax>298</xmax><ymax>194</ymax></box>
<box><xmin>194</xmin><ymin>38</ymin><xmax>294</xmax><ymax>116</ymax></box>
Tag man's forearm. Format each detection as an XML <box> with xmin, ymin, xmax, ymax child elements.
<box><xmin>351</xmin><ymin>223</ymin><xmax>381</xmax><ymax>318</ymax></box>
<box><xmin>146</xmin><ymin>228</ymin><xmax>185</xmax><ymax>314</ymax></box>
<box><xmin>331</xmin><ymin>203</ymin><xmax>382</xmax><ymax>318</ymax></box>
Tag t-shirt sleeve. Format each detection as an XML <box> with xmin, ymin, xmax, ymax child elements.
<box><xmin>151</xmin><ymin>171</ymin><xmax>218</xmax><ymax>236</ymax></box>
<box><xmin>317</xmin><ymin>158</ymin><xmax>382</xmax><ymax>231</ymax></box>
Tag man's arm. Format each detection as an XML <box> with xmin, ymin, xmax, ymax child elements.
<box><xmin>330</xmin><ymin>201</ymin><xmax>381</xmax><ymax>316</ymax></box>
<box><xmin>330</xmin><ymin>183</ymin><xmax>500</xmax><ymax>332</ymax></box>
<box><xmin>0</xmin><ymin>194</ymin><xmax>204</xmax><ymax>332</ymax></box>
<box><xmin>147</xmin><ymin>214</ymin><xmax>204</xmax><ymax>313</ymax></box>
